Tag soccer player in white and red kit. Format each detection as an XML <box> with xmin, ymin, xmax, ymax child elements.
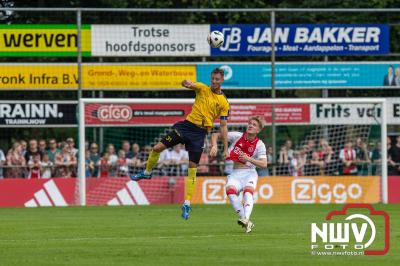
<box><xmin>211</xmin><ymin>116</ymin><xmax>267</xmax><ymax>233</ymax></box>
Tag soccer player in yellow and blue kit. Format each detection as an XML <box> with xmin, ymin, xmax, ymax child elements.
<box><xmin>131</xmin><ymin>68</ymin><xmax>230</xmax><ymax>220</ymax></box>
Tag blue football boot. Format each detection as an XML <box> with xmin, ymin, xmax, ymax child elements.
<box><xmin>181</xmin><ymin>203</ymin><xmax>192</xmax><ymax>220</ymax></box>
<box><xmin>130</xmin><ymin>171</ymin><xmax>152</xmax><ymax>181</ymax></box>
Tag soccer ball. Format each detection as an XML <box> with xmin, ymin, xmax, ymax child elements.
<box><xmin>119</xmin><ymin>166</ymin><xmax>128</xmax><ymax>176</ymax></box>
<box><xmin>207</xmin><ymin>31</ymin><xmax>224</xmax><ymax>48</ymax></box>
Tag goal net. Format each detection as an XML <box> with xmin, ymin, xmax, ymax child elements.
<box><xmin>77</xmin><ymin>98</ymin><xmax>388</xmax><ymax>205</ymax></box>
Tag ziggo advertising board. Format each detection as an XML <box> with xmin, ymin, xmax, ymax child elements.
<box><xmin>191</xmin><ymin>176</ymin><xmax>380</xmax><ymax>204</ymax></box>
<box><xmin>1</xmin><ymin>176</ymin><xmax>399</xmax><ymax>207</ymax></box>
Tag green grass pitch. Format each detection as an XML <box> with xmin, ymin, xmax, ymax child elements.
<box><xmin>0</xmin><ymin>204</ymin><xmax>398</xmax><ymax>266</ymax></box>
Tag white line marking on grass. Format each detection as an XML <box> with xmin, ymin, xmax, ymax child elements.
<box><xmin>0</xmin><ymin>232</ymin><xmax>303</xmax><ymax>243</ymax></box>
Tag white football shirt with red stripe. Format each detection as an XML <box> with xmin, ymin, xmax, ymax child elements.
<box><xmin>226</xmin><ymin>132</ymin><xmax>267</xmax><ymax>169</ymax></box>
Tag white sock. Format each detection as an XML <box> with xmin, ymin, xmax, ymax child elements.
<box><xmin>243</xmin><ymin>192</ymin><xmax>254</xmax><ymax>220</ymax></box>
<box><xmin>144</xmin><ymin>170</ymin><xmax>151</xmax><ymax>175</ymax></box>
<box><xmin>228</xmin><ymin>194</ymin><xmax>244</xmax><ymax>219</ymax></box>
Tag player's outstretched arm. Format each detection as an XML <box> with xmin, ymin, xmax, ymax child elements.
<box><xmin>219</xmin><ymin>120</ymin><xmax>229</xmax><ymax>159</ymax></box>
<box><xmin>210</xmin><ymin>132</ymin><xmax>220</xmax><ymax>157</ymax></box>
<box><xmin>181</xmin><ymin>80</ymin><xmax>199</xmax><ymax>90</ymax></box>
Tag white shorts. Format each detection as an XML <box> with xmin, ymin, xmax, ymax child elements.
<box><xmin>226</xmin><ymin>168</ymin><xmax>258</xmax><ymax>192</ymax></box>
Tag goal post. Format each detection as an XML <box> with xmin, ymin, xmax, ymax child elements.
<box><xmin>78</xmin><ymin>98</ymin><xmax>388</xmax><ymax>205</ymax></box>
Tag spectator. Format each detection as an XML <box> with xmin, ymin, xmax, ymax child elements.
<box><xmin>85</xmin><ymin>141</ymin><xmax>89</xmax><ymax>151</ymax></box>
<box><xmin>156</xmin><ymin>145</ymin><xmax>189</xmax><ymax>176</ymax></box>
<box><xmin>55</xmin><ymin>142</ymin><xmax>77</xmax><ymax>178</ymax></box>
<box><xmin>47</xmin><ymin>138</ymin><xmax>60</xmax><ymax>163</ymax></box>
<box><xmin>157</xmin><ymin>149</ymin><xmax>171</xmax><ymax>176</ymax></box>
<box><xmin>319</xmin><ymin>139</ymin><xmax>333</xmax><ymax>164</ymax></box>
<box><xmin>106</xmin><ymin>144</ymin><xmax>118</xmax><ymax>177</ymax></box>
<box><xmin>355</xmin><ymin>137</ymin><xmax>363</xmax><ymax>153</ymax></box>
<box><xmin>299</xmin><ymin>145</ymin><xmax>308</xmax><ymax>165</ymax></box>
<box><xmin>20</xmin><ymin>140</ymin><xmax>27</xmax><ymax>156</ymax></box>
<box><xmin>89</xmin><ymin>143</ymin><xmax>100</xmax><ymax>177</ymax></box>
<box><xmin>266</xmin><ymin>146</ymin><xmax>273</xmax><ymax>165</ymax></box>
<box><xmin>67</xmin><ymin>138</ymin><xmax>79</xmax><ymax>177</ymax></box>
<box><xmin>117</xmin><ymin>149</ymin><xmax>130</xmax><ymax>177</ymax></box>
<box><xmin>257</xmin><ymin>167</ymin><xmax>269</xmax><ymax>177</ymax></box>
<box><xmin>197</xmin><ymin>151</ymin><xmax>210</xmax><ymax>176</ymax></box>
<box><xmin>278</xmin><ymin>145</ymin><xmax>289</xmax><ymax>164</ymax></box>
<box><xmin>209</xmin><ymin>155</ymin><xmax>221</xmax><ymax>176</ymax></box>
<box><xmin>167</xmin><ymin>144</ymin><xmax>189</xmax><ymax>175</ymax></box>
<box><xmin>128</xmin><ymin>143</ymin><xmax>142</xmax><ymax>171</ymax></box>
<box><xmin>6</xmin><ymin>142</ymin><xmax>26</xmax><ymax>178</ymax></box>
<box><xmin>85</xmin><ymin>150</ymin><xmax>95</xmax><ymax>178</ymax></box>
<box><xmin>66</xmin><ymin>137</ymin><xmax>78</xmax><ymax>157</ymax></box>
<box><xmin>132</xmin><ymin>143</ymin><xmax>141</xmax><ymax>158</ymax></box>
<box><xmin>138</xmin><ymin>145</ymin><xmax>152</xmax><ymax>168</ymax></box>
<box><xmin>277</xmin><ymin>145</ymin><xmax>289</xmax><ymax>175</ymax></box>
<box><xmin>319</xmin><ymin>139</ymin><xmax>334</xmax><ymax>175</ymax></box>
<box><xmin>285</xmin><ymin>139</ymin><xmax>294</xmax><ymax>160</ymax></box>
<box><xmin>41</xmin><ymin>153</ymin><xmax>53</xmax><ymax>179</ymax></box>
<box><xmin>370</xmin><ymin>142</ymin><xmax>381</xmax><ymax>175</ymax></box>
<box><xmin>0</xmin><ymin>148</ymin><xmax>5</xmax><ymax>179</ymax></box>
<box><xmin>388</xmin><ymin>135</ymin><xmax>400</xmax><ymax>175</ymax></box>
<box><xmin>355</xmin><ymin>138</ymin><xmax>371</xmax><ymax>176</ymax></box>
<box><xmin>289</xmin><ymin>151</ymin><xmax>304</xmax><ymax>177</ymax></box>
<box><xmin>27</xmin><ymin>153</ymin><xmax>42</xmax><ymax>179</ymax></box>
<box><xmin>25</xmin><ymin>139</ymin><xmax>43</xmax><ymax>163</ymax></box>
<box><xmin>258</xmin><ymin>146</ymin><xmax>273</xmax><ymax>176</ymax></box>
<box><xmin>305</xmin><ymin>139</ymin><xmax>316</xmax><ymax>160</ymax></box>
<box><xmin>305</xmin><ymin>151</ymin><xmax>325</xmax><ymax>176</ymax></box>
<box><xmin>99</xmin><ymin>152</ymin><xmax>110</xmax><ymax>178</ymax></box>
<box><xmin>339</xmin><ymin>141</ymin><xmax>357</xmax><ymax>175</ymax></box>
<box><xmin>38</xmin><ymin>139</ymin><xmax>47</xmax><ymax>153</ymax></box>
<box><xmin>121</xmin><ymin>140</ymin><xmax>134</xmax><ymax>159</ymax></box>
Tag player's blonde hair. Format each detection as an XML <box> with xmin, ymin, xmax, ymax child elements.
<box><xmin>248</xmin><ymin>115</ymin><xmax>265</xmax><ymax>129</ymax></box>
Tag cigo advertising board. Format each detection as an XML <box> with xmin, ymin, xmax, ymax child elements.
<box><xmin>84</xmin><ymin>103</ymin><xmax>310</xmax><ymax>126</ymax></box>
<box><xmin>191</xmin><ymin>176</ymin><xmax>380</xmax><ymax>204</ymax></box>
<box><xmin>84</xmin><ymin>99</ymin><xmax>400</xmax><ymax>126</ymax></box>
